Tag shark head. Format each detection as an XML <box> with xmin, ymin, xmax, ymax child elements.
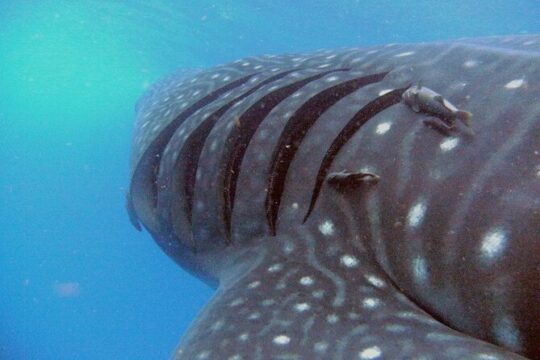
<box><xmin>127</xmin><ymin>35</ymin><xmax>540</xmax><ymax>359</ymax></box>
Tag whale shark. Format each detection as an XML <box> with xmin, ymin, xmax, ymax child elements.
<box><xmin>127</xmin><ymin>35</ymin><xmax>540</xmax><ymax>359</ymax></box>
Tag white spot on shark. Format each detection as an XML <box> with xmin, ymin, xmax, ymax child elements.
<box><xmin>238</xmin><ymin>333</ymin><xmax>249</xmax><ymax>341</ymax></box>
<box><xmin>365</xmin><ymin>274</ymin><xmax>386</xmax><ymax>289</ymax></box>
<box><xmin>196</xmin><ymin>350</ymin><xmax>211</xmax><ymax>359</ymax></box>
<box><xmin>407</xmin><ymin>200</ymin><xmax>427</xmax><ymax>228</ymax></box>
<box><xmin>480</xmin><ymin>228</ymin><xmax>507</xmax><ymax>262</ymax></box>
<box><xmin>283</xmin><ymin>241</ymin><xmax>295</xmax><ymax>254</ymax></box>
<box><xmin>273</xmin><ymin>335</ymin><xmax>291</xmax><ymax>345</ymax></box>
<box><xmin>505</xmin><ymin>78</ymin><xmax>525</xmax><ymax>89</ymax></box>
<box><xmin>294</xmin><ymin>303</ymin><xmax>311</xmax><ymax>312</ymax></box>
<box><xmin>394</xmin><ymin>51</ymin><xmax>415</xmax><ymax>57</ymax></box>
<box><xmin>261</xmin><ymin>299</ymin><xmax>275</xmax><ymax>307</ymax></box>
<box><xmin>314</xmin><ymin>341</ymin><xmax>328</xmax><ymax>353</ymax></box>
<box><xmin>247</xmin><ymin>281</ymin><xmax>260</xmax><ymax>289</ymax></box>
<box><xmin>210</xmin><ymin>319</ymin><xmax>224</xmax><ymax>331</ymax></box>
<box><xmin>326</xmin><ymin>314</ymin><xmax>339</xmax><ymax>323</ymax></box>
<box><xmin>412</xmin><ymin>256</ymin><xmax>428</xmax><ymax>283</ymax></box>
<box><xmin>229</xmin><ymin>298</ymin><xmax>245</xmax><ymax>307</ymax></box>
<box><xmin>362</xmin><ymin>297</ymin><xmax>381</xmax><ymax>309</ymax></box>
<box><xmin>268</xmin><ymin>263</ymin><xmax>283</xmax><ymax>273</ymax></box>
<box><xmin>319</xmin><ymin>220</ymin><xmax>335</xmax><ymax>236</ymax></box>
<box><xmin>348</xmin><ymin>312</ymin><xmax>360</xmax><ymax>320</ymax></box>
<box><xmin>375</xmin><ymin>121</ymin><xmax>392</xmax><ymax>134</ymax></box>
<box><xmin>340</xmin><ymin>254</ymin><xmax>359</xmax><ymax>268</ymax></box>
<box><xmin>299</xmin><ymin>276</ymin><xmax>314</xmax><ymax>286</ymax></box>
<box><xmin>463</xmin><ymin>60</ymin><xmax>479</xmax><ymax>68</ymax></box>
<box><xmin>440</xmin><ymin>137</ymin><xmax>460</xmax><ymax>152</ymax></box>
<box><xmin>476</xmin><ymin>354</ymin><xmax>501</xmax><ymax>360</ymax></box>
<box><xmin>359</xmin><ymin>345</ymin><xmax>382</xmax><ymax>359</ymax></box>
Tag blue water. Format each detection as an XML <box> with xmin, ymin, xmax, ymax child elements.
<box><xmin>1</xmin><ymin>1</ymin><xmax>538</xmax><ymax>359</ymax></box>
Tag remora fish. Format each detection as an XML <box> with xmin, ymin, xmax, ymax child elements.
<box><xmin>127</xmin><ymin>35</ymin><xmax>540</xmax><ymax>359</ymax></box>
<box><xmin>402</xmin><ymin>84</ymin><xmax>473</xmax><ymax>132</ymax></box>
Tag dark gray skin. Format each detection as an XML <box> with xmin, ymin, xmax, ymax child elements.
<box><xmin>127</xmin><ymin>35</ymin><xmax>540</xmax><ymax>359</ymax></box>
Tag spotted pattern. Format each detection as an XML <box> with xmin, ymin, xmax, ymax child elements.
<box><xmin>172</xmin><ymin>231</ymin><xmax>526</xmax><ymax>359</ymax></box>
<box><xmin>127</xmin><ymin>35</ymin><xmax>540</xmax><ymax>359</ymax></box>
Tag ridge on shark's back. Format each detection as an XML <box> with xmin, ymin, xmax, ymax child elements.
<box><xmin>127</xmin><ymin>35</ymin><xmax>540</xmax><ymax>359</ymax></box>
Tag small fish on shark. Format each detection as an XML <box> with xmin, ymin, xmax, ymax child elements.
<box><xmin>402</xmin><ymin>84</ymin><xmax>473</xmax><ymax>136</ymax></box>
<box><xmin>327</xmin><ymin>170</ymin><xmax>380</xmax><ymax>191</ymax></box>
<box><xmin>126</xmin><ymin>35</ymin><xmax>540</xmax><ymax>359</ymax></box>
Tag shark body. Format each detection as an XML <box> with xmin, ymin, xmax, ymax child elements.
<box><xmin>127</xmin><ymin>35</ymin><xmax>540</xmax><ymax>359</ymax></box>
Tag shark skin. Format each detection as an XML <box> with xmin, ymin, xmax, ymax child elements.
<box><xmin>127</xmin><ymin>35</ymin><xmax>540</xmax><ymax>359</ymax></box>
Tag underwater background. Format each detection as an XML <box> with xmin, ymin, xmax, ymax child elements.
<box><xmin>1</xmin><ymin>1</ymin><xmax>539</xmax><ymax>359</ymax></box>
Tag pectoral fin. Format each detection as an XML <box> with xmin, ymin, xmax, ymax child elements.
<box><xmin>423</xmin><ymin>118</ymin><xmax>453</xmax><ymax>136</ymax></box>
<box><xmin>172</xmin><ymin>235</ymin><xmax>528</xmax><ymax>359</ymax></box>
<box><xmin>456</xmin><ymin>110</ymin><xmax>473</xmax><ymax>127</ymax></box>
